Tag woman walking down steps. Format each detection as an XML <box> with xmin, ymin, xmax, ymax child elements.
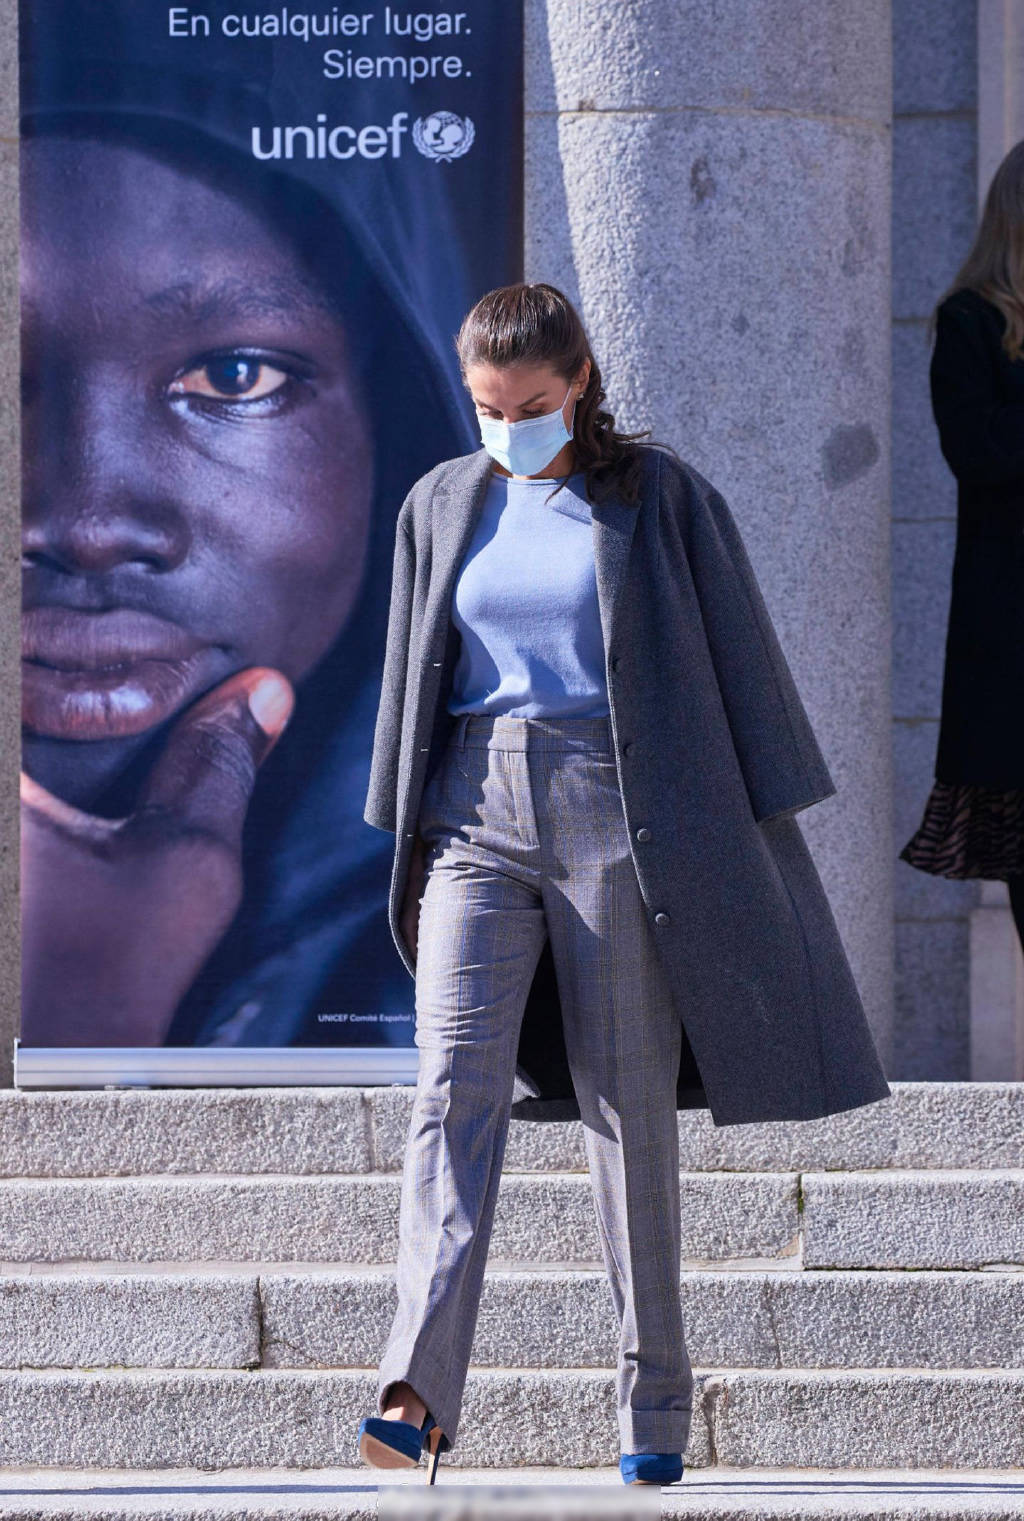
<box><xmin>356</xmin><ymin>282</ymin><xmax>891</xmax><ymax>1486</ymax></box>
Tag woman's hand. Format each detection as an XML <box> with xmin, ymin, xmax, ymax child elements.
<box><xmin>20</xmin><ymin>667</ymin><xmax>295</xmax><ymax>1047</ymax></box>
<box><xmin>399</xmin><ymin>833</ymin><xmax>428</xmax><ymax>962</ymax></box>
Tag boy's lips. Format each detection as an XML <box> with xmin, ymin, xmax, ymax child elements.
<box><xmin>22</xmin><ymin>605</ymin><xmax>226</xmax><ymax>740</ymax></box>
<box><xmin>23</xmin><ymin>605</ymin><xmax>209</xmax><ymax>669</ymax></box>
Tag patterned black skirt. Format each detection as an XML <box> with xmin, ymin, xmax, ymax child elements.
<box><xmin>900</xmin><ymin>781</ymin><xmax>1024</xmax><ymax>880</ymax></box>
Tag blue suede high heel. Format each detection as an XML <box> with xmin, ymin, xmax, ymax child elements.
<box><xmin>619</xmin><ymin>1452</ymin><xmax>684</xmax><ymax>1485</ymax></box>
<box><xmin>358</xmin><ymin>1406</ymin><xmax>450</xmax><ymax>1484</ymax></box>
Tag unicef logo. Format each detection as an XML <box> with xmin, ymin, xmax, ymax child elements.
<box><xmin>412</xmin><ymin>112</ymin><xmax>476</xmax><ymax>164</ymax></box>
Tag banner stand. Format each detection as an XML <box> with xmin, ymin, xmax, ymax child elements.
<box><xmin>18</xmin><ymin>0</ymin><xmax>522</xmax><ymax>1084</ymax></box>
<box><xmin>13</xmin><ymin>1038</ymin><xmax>418</xmax><ymax>1089</ymax></box>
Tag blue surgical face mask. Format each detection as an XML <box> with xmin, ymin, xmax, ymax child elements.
<box><xmin>477</xmin><ymin>381</ymin><xmax>577</xmax><ymax>477</ymax></box>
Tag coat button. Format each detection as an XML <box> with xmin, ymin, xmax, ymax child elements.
<box><xmin>654</xmin><ymin>911</ymin><xmax>671</xmax><ymax>926</ymax></box>
<box><xmin>636</xmin><ymin>826</ymin><xmax>651</xmax><ymax>841</ymax></box>
<box><xmin>431</xmin><ymin>661</ymin><xmax>442</xmax><ymax>667</ymax></box>
<box><xmin>610</xmin><ymin>656</ymin><xmax>620</xmax><ymax>671</ymax></box>
<box><xmin>622</xmin><ymin>741</ymin><xmax>634</xmax><ymax>755</ymax></box>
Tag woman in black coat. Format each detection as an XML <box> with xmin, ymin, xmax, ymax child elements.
<box><xmin>901</xmin><ymin>140</ymin><xmax>1024</xmax><ymax>947</ymax></box>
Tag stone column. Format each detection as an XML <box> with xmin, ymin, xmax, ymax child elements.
<box><xmin>525</xmin><ymin>0</ymin><xmax>895</xmax><ymax>1067</ymax></box>
<box><xmin>978</xmin><ymin>0</ymin><xmax>1024</xmax><ymax>203</ymax></box>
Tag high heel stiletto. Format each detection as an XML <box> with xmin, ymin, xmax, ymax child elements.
<box><xmin>423</xmin><ymin>1419</ymin><xmax>449</xmax><ymax>1485</ymax></box>
<box><xmin>619</xmin><ymin>1452</ymin><xmax>684</xmax><ymax>1485</ymax></box>
<box><xmin>358</xmin><ymin>1406</ymin><xmax>451</xmax><ymax>1484</ymax></box>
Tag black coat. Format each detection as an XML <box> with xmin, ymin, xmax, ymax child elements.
<box><xmin>930</xmin><ymin>288</ymin><xmax>1024</xmax><ymax>788</ymax></box>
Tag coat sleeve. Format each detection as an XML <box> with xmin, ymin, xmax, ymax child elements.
<box><xmin>929</xmin><ymin>292</ymin><xmax>1024</xmax><ymax>486</ymax></box>
<box><xmin>665</xmin><ymin>453</ymin><xmax>838</xmax><ymax>823</ymax></box>
<box><xmin>363</xmin><ymin>498</ymin><xmax>416</xmax><ymax>833</ymax></box>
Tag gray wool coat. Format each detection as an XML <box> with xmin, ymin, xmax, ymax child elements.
<box><xmin>363</xmin><ymin>443</ymin><xmax>892</xmax><ymax>1127</ymax></box>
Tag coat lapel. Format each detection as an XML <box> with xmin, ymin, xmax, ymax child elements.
<box><xmin>425</xmin><ymin>446</ymin><xmax>641</xmax><ymax>660</ymax></box>
<box><xmin>589</xmin><ymin>471</ymin><xmax>642</xmax><ymax>655</ymax></box>
<box><xmin>425</xmin><ymin>448</ymin><xmax>495</xmax><ymax>641</ymax></box>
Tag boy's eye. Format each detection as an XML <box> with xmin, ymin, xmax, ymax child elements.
<box><xmin>170</xmin><ymin>354</ymin><xmax>290</xmax><ymax>402</ymax></box>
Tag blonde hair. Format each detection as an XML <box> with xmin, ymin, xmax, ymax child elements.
<box><xmin>931</xmin><ymin>138</ymin><xmax>1024</xmax><ymax>361</ymax></box>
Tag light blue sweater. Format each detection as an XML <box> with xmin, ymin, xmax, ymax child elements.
<box><xmin>446</xmin><ymin>469</ymin><xmax>611</xmax><ymax>717</ymax></box>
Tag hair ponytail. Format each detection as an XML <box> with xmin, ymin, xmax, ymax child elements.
<box><xmin>454</xmin><ymin>281</ymin><xmax>678</xmax><ymax>506</ymax></box>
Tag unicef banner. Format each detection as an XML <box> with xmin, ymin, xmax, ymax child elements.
<box><xmin>17</xmin><ymin>1</ymin><xmax>523</xmax><ymax>1086</ymax></box>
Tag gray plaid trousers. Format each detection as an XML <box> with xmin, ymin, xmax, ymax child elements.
<box><xmin>375</xmin><ymin>712</ymin><xmax>694</xmax><ymax>1453</ymax></box>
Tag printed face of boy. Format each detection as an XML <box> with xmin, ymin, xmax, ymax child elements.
<box><xmin>20</xmin><ymin>135</ymin><xmax>374</xmax><ymax>808</ymax></box>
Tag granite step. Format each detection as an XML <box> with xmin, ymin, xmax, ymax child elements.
<box><xmin>2</xmin><ymin>1083</ymin><xmax>1021</xmax><ymax>1178</ymax></box>
<box><xmin>0</xmin><ymin>1466</ymin><xmax>1023</xmax><ymax>1519</ymax></box>
<box><xmin>1</xmin><ymin>1169</ymin><xmax>1021</xmax><ymax>1269</ymax></box>
<box><xmin>1</xmin><ymin>1466</ymin><xmax>1022</xmax><ymax>1521</ymax></box>
<box><xmin>0</xmin><ymin>1172</ymin><xmax>802</xmax><ymax>1265</ymax></box>
<box><xmin>1</xmin><ymin>1267</ymin><xmax>1021</xmax><ymax>1372</ymax></box>
<box><xmin>0</xmin><ymin>1369</ymin><xmax>1021</xmax><ymax>1471</ymax></box>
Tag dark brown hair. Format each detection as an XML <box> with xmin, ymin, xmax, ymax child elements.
<box><xmin>454</xmin><ymin>281</ymin><xmax>676</xmax><ymax>506</ymax></box>
<box><xmin>932</xmin><ymin>138</ymin><xmax>1024</xmax><ymax>361</ymax></box>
